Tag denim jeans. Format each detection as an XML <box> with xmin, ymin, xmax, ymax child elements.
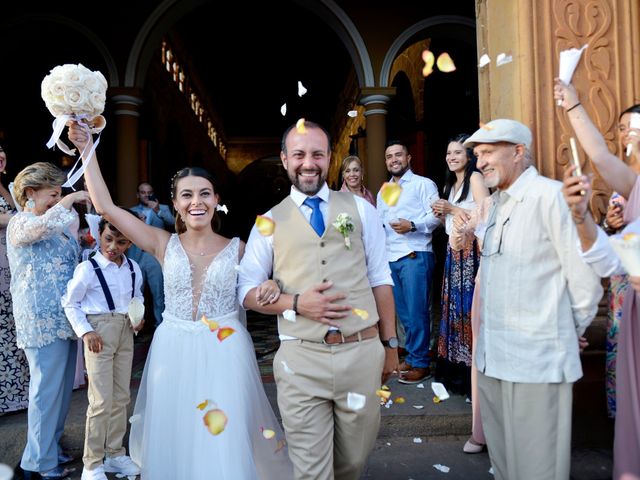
<box><xmin>389</xmin><ymin>251</ymin><xmax>434</xmax><ymax>368</ymax></box>
<box><xmin>21</xmin><ymin>338</ymin><xmax>77</xmax><ymax>472</ymax></box>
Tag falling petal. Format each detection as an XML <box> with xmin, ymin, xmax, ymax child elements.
<box><xmin>433</xmin><ymin>396</ymin><xmax>441</xmax><ymax>403</ymax></box>
<box><xmin>347</xmin><ymin>110</ymin><xmax>358</xmax><ymax>118</ymax></box>
<box><xmin>283</xmin><ymin>310</ymin><xmax>297</xmax><ymax>322</ymax></box>
<box><xmin>280</xmin><ymin>103</ymin><xmax>287</xmax><ymax>116</ymax></box>
<box><xmin>217</xmin><ymin>327</ymin><xmax>236</xmax><ymax>342</ymax></box>
<box><xmin>416</xmin><ymin>383</ymin><xmax>425</xmax><ymax>389</ymax></box>
<box><xmin>203</xmin><ymin>408</ymin><xmax>228</xmax><ymax>435</ymax></box>
<box><xmin>386</xmin><ymin>442</ymin><xmax>391</xmax><ymax>446</ymax></box>
<box><xmin>413</xmin><ymin>437</ymin><xmax>423</xmax><ymax>444</ymax></box>
<box><xmin>413</xmin><ymin>405</ymin><xmax>424</xmax><ymax>409</ymax></box>
<box><xmin>352</xmin><ymin>308</ymin><xmax>369</xmax><ymax>320</ymax></box>
<box><xmin>261</xmin><ymin>427</ymin><xmax>276</xmax><ymax>439</ymax></box>
<box><xmin>433</xmin><ymin>464</ymin><xmax>450</xmax><ymax>473</ymax></box>
<box><xmin>281</xmin><ymin>361</ymin><xmax>295</xmax><ymax>375</ymax></box>
<box><xmin>436</xmin><ymin>52</ymin><xmax>456</xmax><ymax>72</ymax></box>
<box><xmin>422</xmin><ymin>49</ymin><xmax>435</xmax><ymax>77</ymax></box>
<box><xmin>296</xmin><ymin>118</ymin><xmax>307</xmax><ymax>134</ymax></box>
<box><xmin>216</xmin><ymin>204</ymin><xmax>229</xmax><ymax>214</ymax></box>
<box><xmin>347</xmin><ymin>392</ymin><xmax>366</xmax><ymax>411</ymax></box>
<box><xmin>376</xmin><ymin>389</ymin><xmax>392</xmax><ymax>405</ymax></box>
<box><xmin>200</xmin><ymin>315</ymin><xmax>219</xmax><ymax>332</ymax></box>
<box><xmin>478</xmin><ymin>53</ymin><xmax>491</xmax><ymax>68</ymax></box>
<box><xmin>479</xmin><ymin>122</ymin><xmax>494</xmax><ymax>131</ymax></box>
<box><xmin>496</xmin><ymin>52</ymin><xmax>513</xmax><ymax>66</ymax></box>
<box><xmin>381</xmin><ymin>385</ymin><xmax>390</xmax><ymax>391</ymax></box>
<box><xmin>255</xmin><ymin>215</ymin><xmax>276</xmax><ymax>236</ymax></box>
<box><xmin>623</xmin><ymin>233</ymin><xmax>638</xmax><ymax>241</ymax></box>
<box><xmin>196</xmin><ymin>399</ymin><xmax>210</xmax><ymax>411</ymax></box>
<box><xmin>275</xmin><ymin>439</ymin><xmax>287</xmax><ymax>454</ymax></box>
<box><xmin>489</xmin><ymin>467</ymin><xmax>494</xmax><ymax>475</ymax></box>
<box><xmin>298</xmin><ymin>81</ymin><xmax>307</xmax><ymax>97</ymax></box>
<box><xmin>129</xmin><ymin>414</ymin><xmax>141</xmax><ymax>424</ymax></box>
<box><xmin>380</xmin><ymin>182</ymin><xmax>402</xmax><ymax>206</ymax></box>
<box><xmin>394</xmin><ymin>396</ymin><xmax>406</xmax><ymax>404</ymax></box>
<box><xmin>431</xmin><ymin>381</ymin><xmax>450</xmax><ymax>401</ymax></box>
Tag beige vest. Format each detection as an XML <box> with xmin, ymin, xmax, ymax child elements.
<box><xmin>272</xmin><ymin>191</ymin><xmax>379</xmax><ymax>341</ymax></box>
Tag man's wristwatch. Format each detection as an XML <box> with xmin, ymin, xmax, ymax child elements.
<box><xmin>381</xmin><ymin>337</ymin><xmax>399</xmax><ymax>348</ymax></box>
<box><xmin>410</xmin><ymin>221</ymin><xmax>416</xmax><ymax>232</ymax></box>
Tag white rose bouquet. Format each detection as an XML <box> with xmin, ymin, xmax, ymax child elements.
<box><xmin>41</xmin><ymin>63</ymin><xmax>108</xmax><ymax>186</ymax></box>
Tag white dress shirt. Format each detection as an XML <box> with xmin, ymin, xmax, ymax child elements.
<box><xmin>376</xmin><ymin>170</ymin><xmax>441</xmax><ymax>261</ymax></box>
<box><xmin>237</xmin><ymin>183</ymin><xmax>393</xmax><ymax>309</ymax></box>
<box><xmin>477</xmin><ymin>167</ymin><xmax>603</xmax><ymax>383</ymax></box>
<box><xmin>579</xmin><ymin>218</ymin><xmax>640</xmax><ymax>277</ymax></box>
<box><xmin>62</xmin><ymin>251</ymin><xmax>144</xmax><ymax>338</ymax></box>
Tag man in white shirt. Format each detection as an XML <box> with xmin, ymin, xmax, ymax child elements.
<box><xmin>376</xmin><ymin>140</ymin><xmax>441</xmax><ymax>384</ymax></box>
<box><xmin>453</xmin><ymin>119</ymin><xmax>602</xmax><ymax>480</ymax></box>
<box><xmin>238</xmin><ymin>120</ymin><xmax>398</xmax><ymax>480</ymax></box>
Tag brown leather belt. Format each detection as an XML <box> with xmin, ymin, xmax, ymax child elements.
<box><xmin>323</xmin><ymin>325</ymin><xmax>379</xmax><ymax>345</ymax></box>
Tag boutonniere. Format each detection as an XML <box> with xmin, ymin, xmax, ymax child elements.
<box><xmin>332</xmin><ymin>213</ymin><xmax>355</xmax><ymax>249</ymax></box>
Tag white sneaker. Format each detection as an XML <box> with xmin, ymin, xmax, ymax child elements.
<box><xmin>81</xmin><ymin>465</ymin><xmax>107</xmax><ymax>480</ymax></box>
<box><xmin>104</xmin><ymin>455</ymin><xmax>141</xmax><ymax>476</ymax></box>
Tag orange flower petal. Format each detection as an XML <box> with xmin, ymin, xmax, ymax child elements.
<box><xmin>352</xmin><ymin>308</ymin><xmax>369</xmax><ymax>320</ymax></box>
<box><xmin>380</xmin><ymin>182</ymin><xmax>402</xmax><ymax>206</ymax></box>
<box><xmin>255</xmin><ymin>215</ymin><xmax>276</xmax><ymax>236</ymax></box>
<box><xmin>376</xmin><ymin>389</ymin><xmax>391</xmax><ymax>400</ymax></box>
<box><xmin>274</xmin><ymin>439</ymin><xmax>287</xmax><ymax>454</ymax></box>
<box><xmin>380</xmin><ymin>384</ymin><xmax>390</xmax><ymax>391</ymax></box>
<box><xmin>422</xmin><ymin>49</ymin><xmax>434</xmax><ymax>77</ymax></box>
<box><xmin>203</xmin><ymin>408</ymin><xmax>227</xmax><ymax>435</ymax></box>
<box><xmin>436</xmin><ymin>52</ymin><xmax>456</xmax><ymax>72</ymax></box>
<box><xmin>433</xmin><ymin>396</ymin><xmax>441</xmax><ymax>404</ymax></box>
<box><xmin>394</xmin><ymin>396</ymin><xmax>406</xmax><ymax>404</ymax></box>
<box><xmin>479</xmin><ymin>122</ymin><xmax>494</xmax><ymax>131</ymax></box>
<box><xmin>196</xmin><ymin>399</ymin><xmax>210</xmax><ymax>411</ymax></box>
<box><xmin>261</xmin><ymin>427</ymin><xmax>276</xmax><ymax>440</ymax></box>
<box><xmin>217</xmin><ymin>327</ymin><xmax>236</xmax><ymax>342</ymax></box>
<box><xmin>623</xmin><ymin>233</ymin><xmax>638</xmax><ymax>241</ymax></box>
<box><xmin>296</xmin><ymin>118</ymin><xmax>307</xmax><ymax>134</ymax></box>
<box><xmin>200</xmin><ymin>315</ymin><xmax>219</xmax><ymax>332</ymax></box>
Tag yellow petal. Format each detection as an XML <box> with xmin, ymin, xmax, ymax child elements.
<box><xmin>436</xmin><ymin>52</ymin><xmax>456</xmax><ymax>72</ymax></box>
<box><xmin>623</xmin><ymin>233</ymin><xmax>637</xmax><ymax>241</ymax></box>
<box><xmin>380</xmin><ymin>385</ymin><xmax>390</xmax><ymax>391</ymax></box>
<box><xmin>255</xmin><ymin>215</ymin><xmax>276</xmax><ymax>236</ymax></box>
<box><xmin>261</xmin><ymin>427</ymin><xmax>276</xmax><ymax>440</ymax></box>
<box><xmin>196</xmin><ymin>399</ymin><xmax>210</xmax><ymax>411</ymax></box>
<box><xmin>274</xmin><ymin>439</ymin><xmax>287</xmax><ymax>454</ymax></box>
<box><xmin>200</xmin><ymin>315</ymin><xmax>219</xmax><ymax>332</ymax></box>
<box><xmin>203</xmin><ymin>408</ymin><xmax>227</xmax><ymax>435</ymax></box>
<box><xmin>479</xmin><ymin>122</ymin><xmax>494</xmax><ymax>131</ymax></box>
<box><xmin>217</xmin><ymin>327</ymin><xmax>236</xmax><ymax>342</ymax></box>
<box><xmin>422</xmin><ymin>49</ymin><xmax>434</xmax><ymax>77</ymax></box>
<box><xmin>394</xmin><ymin>396</ymin><xmax>406</xmax><ymax>404</ymax></box>
<box><xmin>433</xmin><ymin>396</ymin><xmax>441</xmax><ymax>404</ymax></box>
<box><xmin>380</xmin><ymin>182</ymin><xmax>402</xmax><ymax>206</ymax></box>
<box><xmin>376</xmin><ymin>389</ymin><xmax>391</xmax><ymax>400</ymax></box>
<box><xmin>296</xmin><ymin>118</ymin><xmax>307</xmax><ymax>134</ymax></box>
<box><xmin>352</xmin><ymin>308</ymin><xmax>369</xmax><ymax>320</ymax></box>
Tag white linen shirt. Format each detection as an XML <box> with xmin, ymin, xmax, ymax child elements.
<box><xmin>62</xmin><ymin>251</ymin><xmax>144</xmax><ymax>338</ymax></box>
<box><xmin>579</xmin><ymin>218</ymin><xmax>640</xmax><ymax>277</ymax></box>
<box><xmin>477</xmin><ymin>167</ymin><xmax>603</xmax><ymax>384</ymax></box>
<box><xmin>237</xmin><ymin>183</ymin><xmax>393</xmax><ymax>310</ymax></box>
<box><xmin>376</xmin><ymin>170</ymin><xmax>441</xmax><ymax>262</ymax></box>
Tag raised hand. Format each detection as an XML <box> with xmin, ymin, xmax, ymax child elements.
<box><xmin>553</xmin><ymin>78</ymin><xmax>580</xmax><ymax>110</ymax></box>
<box><xmin>561</xmin><ymin>165</ymin><xmax>591</xmax><ymax>223</ymax></box>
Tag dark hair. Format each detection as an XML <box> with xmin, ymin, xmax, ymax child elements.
<box><xmin>619</xmin><ymin>104</ymin><xmax>640</xmax><ymax>120</ymax></box>
<box><xmin>442</xmin><ymin>134</ymin><xmax>478</xmax><ymax>204</ymax></box>
<box><xmin>170</xmin><ymin>167</ymin><xmax>220</xmax><ymax>234</ymax></box>
<box><xmin>98</xmin><ymin>208</ymin><xmax>138</xmax><ymax>237</ymax></box>
<box><xmin>384</xmin><ymin>139</ymin><xmax>409</xmax><ymax>153</ymax></box>
<box><xmin>280</xmin><ymin>120</ymin><xmax>331</xmax><ymax>154</ymax></box>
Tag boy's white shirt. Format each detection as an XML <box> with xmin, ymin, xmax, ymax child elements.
<box><xmin>61</xmin><ymin>251</ymin><xmax>144</xmax><ymax>338</ymax></box>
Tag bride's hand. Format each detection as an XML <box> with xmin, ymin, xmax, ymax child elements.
<box><xmin>256</xmin><ymin>279</ymin><xmax>280</xmax><ymax>306</ymax></box>
<box><xmin>67</xmin><ymin>121</ymin><xmax>93</xmax><ymax>153</ymax></box>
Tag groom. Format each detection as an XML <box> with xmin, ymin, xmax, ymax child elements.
<box><xmin>238</xmin><ymin>120</ymin><xmax>398</xmax><ymax>480</ymax></box>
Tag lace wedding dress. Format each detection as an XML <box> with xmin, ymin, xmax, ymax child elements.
<box><xmin>129</xmin><ymin>235</ymin><xmax>292</xmax><ymax>479</ymax></box>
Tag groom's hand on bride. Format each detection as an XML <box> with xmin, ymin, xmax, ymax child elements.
<box><xmin>298</xmin><ymin>281</ymin><xmax>350</xmax><ymax>328</ymax></box>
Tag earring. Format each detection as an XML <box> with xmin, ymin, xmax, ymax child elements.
<box><xmin>26</xmin><ymin>198</ymin><xmax>35</xmax><ymax>210</ymax></box>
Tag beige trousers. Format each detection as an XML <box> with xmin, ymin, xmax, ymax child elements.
<box><xmin>83</xmin><ymin>313</ymin><xmax>134</xmax><ymax>469</ymax></box>
<box><xmin>478</xmin><ymin>372</ymin><xmax>573</xmax><ymax>480</ymax></box>
<box><xmin>274</xmin><ymin>337</ymin><xmax>385</xmax><ymax>480</ymax></box>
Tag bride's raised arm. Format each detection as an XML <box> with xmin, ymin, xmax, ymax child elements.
<box><xmin>67</xmin><ymin>121</ymin><xmax>169</xmax><ymax>259</ymax></box>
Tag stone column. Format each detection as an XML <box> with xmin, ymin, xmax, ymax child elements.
<box><xmin>111</xmin><ymin>92</ymin><xmax>143</xmax><ymax>206</ymax></box>
<box><xmin>360</xmin><ymin>88</ymin><xmax>395</xmax><ymax>193</ymax></box>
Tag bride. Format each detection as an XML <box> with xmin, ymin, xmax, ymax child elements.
<box><xmin>68</xmin><ymin>122</ymin><xmax>293</xmax><ymax>479</ymax></box>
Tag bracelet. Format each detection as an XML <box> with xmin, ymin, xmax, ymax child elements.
<box><xmin>292</xmin><ymin>293</ymin><xmax>300</xmax><ymax>314</ymax></box>
<box><xmin>566</xmin><ymin>102</ymin><xmax>581</xmax><ymax>113</ymax></box>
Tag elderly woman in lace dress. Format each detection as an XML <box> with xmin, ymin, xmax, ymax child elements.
<box><xmin>7</xmin><ymin>162</ymin><xmax>90</xmax><ymax>479</ymax></box>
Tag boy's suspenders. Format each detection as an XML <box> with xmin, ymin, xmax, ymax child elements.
<box><xmin>88</xmin><ymin>256</ymin><xmax>136</xmax><ymax>312</ymax></box>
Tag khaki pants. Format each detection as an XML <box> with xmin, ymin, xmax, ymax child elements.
<box><xmin>478</xmin><ymin>372</ymin><xmax>572</xmax><ymax>480</ymax></box>
<box><xmin>83</xmin><ymin>313</ymin><xmax>134</xmax><ymax>469</ymax></box>
<box><xmin>274</xmin><ymin>337</ymin><xmax>385</xmax><ymax>480</ymax></box>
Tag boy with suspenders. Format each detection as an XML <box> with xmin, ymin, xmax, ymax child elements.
<box><xmin>62</xmin><ymin>217</ymin><xmax>144</xmax><ymax>480</ymax></box>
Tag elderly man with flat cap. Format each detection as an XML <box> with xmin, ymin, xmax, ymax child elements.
<box><xmin>450</xmin><ymin>119</ymin><xmax>602</xmax><ymax>480</ymax></box>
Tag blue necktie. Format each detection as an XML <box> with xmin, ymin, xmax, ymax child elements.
<box><xmin>304</xmin><ymin>197</ymin><xmax>325</xmax><ymax>236</ymax></box>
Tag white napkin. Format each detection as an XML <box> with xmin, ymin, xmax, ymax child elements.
<box><xmin>557</xmin><ymin>44</ymin><xmax>588</xmax><ymax>104</ymax></box>
<box><xmin>128</xmin><ymin>297</ymin><xmax>145</xmax><ymax>332</ymax></box>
